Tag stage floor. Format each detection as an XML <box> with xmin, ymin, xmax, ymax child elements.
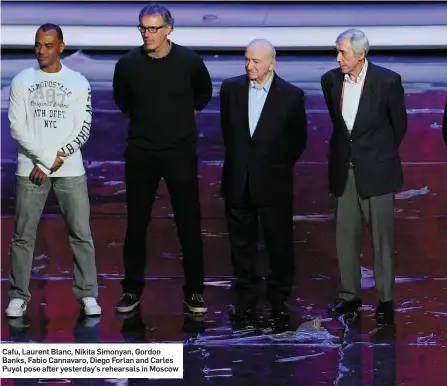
<box><xmin>1</xmin><ymin>53</ymin><xmax>447</xmax><ymax>385</ymax></box>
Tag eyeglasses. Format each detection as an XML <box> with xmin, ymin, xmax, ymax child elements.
<box><xmin>137</xmin><ymin>24</ymin><xmax>166</xmax><ymax>34</ymax></box>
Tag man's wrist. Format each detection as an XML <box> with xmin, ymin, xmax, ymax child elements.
<box><xmin>36</xmin><ymin>163</ymin><xmax>51</xmax><ymax>176</ymax></box>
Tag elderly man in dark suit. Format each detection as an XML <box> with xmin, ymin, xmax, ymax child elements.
<box><xmin>219</xmin><ymin>39</ymin><xmax>307</xmax><ymax>322</ymax></box>
<box><xmin>321</xmin><ymin>29</ymin><xmax>407</xmax><ymax>325</ymax></box>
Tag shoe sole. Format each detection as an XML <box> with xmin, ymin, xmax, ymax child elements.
<box><xmin>116</xmin><ymin>300</ymin><xmax>141</xmax><ymax>313</ymax></box>
<box><xmin>184</xmin><ymin>302</ymin><xmax>207</xmax><ymax>314</ymax></box>
<box><xmin>328</xmin><ymin>308</ymin><xmax>361</xmax><ymax>315</ymax></box>
<box><xmin>84</xmin><ymin>308</ymin><xmax>102</xmax><ymax>317</ymax></box>
<box><xmin>328</xmin><ymin>304</ymin><xmax>362</xmax><ymax>314</ymax></box>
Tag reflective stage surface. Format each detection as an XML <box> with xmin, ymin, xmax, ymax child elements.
<box><xmin>1</xmin><ymin>53</ymin><xmax>447</xmax><ymax>385</ymax></box>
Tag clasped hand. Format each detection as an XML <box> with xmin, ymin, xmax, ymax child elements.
<box><xmin>29</xmin><ymin>151</ymin><xmax>66</xmax><ymax>186</ymax></box>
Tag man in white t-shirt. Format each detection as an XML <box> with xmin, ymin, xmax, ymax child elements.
<box><xmin>6</xmin><ymin>23</ymin><xmax>101</xmax><ymax>318</ymax></box>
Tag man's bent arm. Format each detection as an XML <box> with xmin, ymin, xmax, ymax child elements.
<box><xmin>8</xmin><ymin>76</ymin><xmax>55</xmax><ymax>169</ymax></box>
<box><xmin>58</xmin><ymin>76</ymin><xmax>93</xmax><ymax>158</ymax></box>
<box><xmin>289</xmin><ymin>90</ymin><xmax>308</xmax><ymax>163</ymax></box>
<box><xmin>113</xmin><ymin>60</ymin><xmax>131</xmax><ymax>117</ymax></box>
<box><xmin>388</xmin><ymin>75</ymin><xmax>407</xmax><ymax>146</ymax></box>
<box><xmin>193</xmin><ymin>58</ymin><xmax>213</xmax><ymax>113</ymax></box>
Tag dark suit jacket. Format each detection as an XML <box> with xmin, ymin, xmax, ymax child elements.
<box><xmin>442</xmin><ymin>99</ymin><xmax>447</xmax><ymax>147</ymax></box>
<box><xmin>219</xmin><ymin>73</ymin><xmax>307</xmax><ymax>206</ymax></box>
<box><xmin>321</xmin><ymin>62</ymin><xmax>407</xmax><ymax>198</ymax></box>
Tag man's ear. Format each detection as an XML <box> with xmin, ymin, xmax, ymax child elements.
<box><xmin>357</xmin><ymin>50</ymin><xmax>366</xmax><ymax>61</ymax></box>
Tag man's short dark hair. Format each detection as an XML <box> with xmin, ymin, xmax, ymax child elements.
<box><xmin>139</xmin><ymin>3</ymin><xmax>175</xmax><ymax>30</ymax></box>
<box><xmin>36</xmin><ymin>23</ymin><xmax>64</xmax><ymax>42</ymax></box>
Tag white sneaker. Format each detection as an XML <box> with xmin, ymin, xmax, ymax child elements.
<box><xmin>80</xmin><ymin>297</ymin><xmax>102</xmax><ymax>316</ymax></box>
<box><xmin>6</xmin><ymin>299</ymin><xmax>27</xmax><ymax>318</ymax></box>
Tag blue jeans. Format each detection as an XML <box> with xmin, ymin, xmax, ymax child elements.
<box><xmin>8</xmin><ymin>174</ymin><xmax>98</xmax><ymax>301</ymax></box>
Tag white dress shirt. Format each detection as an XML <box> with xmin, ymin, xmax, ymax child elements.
<box><xmin>341</xmin><ymin>59</ymin><xmax>368</xmax><ymax>132</ymax></box>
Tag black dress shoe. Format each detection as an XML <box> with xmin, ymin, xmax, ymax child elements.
<box><xmin>229</xmin><ymin>308</ymin><xmax>257</xmax><ymax>331</ymax></box>
<box><xmin>271</xmin><ymin>304</ymin><xmax>289</xmax><ymax>321</ymax></box>
<box><xmin>376</xmin><ymin>301</ymin><xmax>394</xmax><ymax>325</ymax></box>
<box><xmin>269</xmin><ymin>311</ymin><xmax>290</xmax><ymax>331</ymax></box>
<box><xmin>252</xmin><ymin>310</ymin><xmax>290</xmax><ymax>333</ymax></box>
<box><xmin>328</xmin><ymin>298</ymin><xmax>362</xmax><ymax>314</ymax></box>
<box><xmin>271</xmin><ymin>309</ymin><xmax>290</xmax><ymax>319</ymax></box>
<box><xmin>270</xmin><ymin>301</ymin><xmax>288</xmax><ymax>317</ymax></box>
<box><xmin>229</xmin><ymin>307</ymin><xmax>256</xmax><ymax>322</ymax></box>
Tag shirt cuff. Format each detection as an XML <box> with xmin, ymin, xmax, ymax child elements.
<box><xmin>39</xmin><ymin>150</ymin><xmax>56</xmax><ymax>170</ymax></box>
<box><xmin>36</xmin><ymin>163</ymin><xmax>51</xmax><ymax>176</ymax></box>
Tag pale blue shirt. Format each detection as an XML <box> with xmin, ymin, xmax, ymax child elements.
<box><xmin>248</xmin><ymin>73</ymin><xmax>274</xmax><ymax>136</ymax></box>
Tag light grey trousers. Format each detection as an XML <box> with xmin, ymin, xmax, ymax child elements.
<box><xmin>336</xmin><ymin>169</ymin><xmax>395</xmax><ymax>302</ymax></box>
<box><xmin>8</xmin><ymin>174</ymin><xmax>98</xmax><ymax>302</ymax></box>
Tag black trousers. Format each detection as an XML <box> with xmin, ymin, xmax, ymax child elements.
<box><xmin>122</xmin><ymin>145</ymin><xmax>204</xmax><ymax>297</ymax></box>
<box><xmin>225</xmin><ymin>182</ymin><xmax>295</xmax><ymax>310</ymax></box>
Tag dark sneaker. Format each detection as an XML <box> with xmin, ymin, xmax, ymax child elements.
<box><xmin>115</xmin><ymin>293</ymin><xmax>141</xmax><ymax>313</ymax></box>
<box><xmin>184</xmin><ymin>294</ymin><xmax>207</xmax><ymax>314</ymax></box>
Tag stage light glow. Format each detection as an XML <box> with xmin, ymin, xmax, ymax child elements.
<box><xmin>2</xmin><ymin>25</ymin><xmax>447</xmax><ymax>50</ymax></box>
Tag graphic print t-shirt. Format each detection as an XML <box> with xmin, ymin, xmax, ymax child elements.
<box><xmin>8</xmin><ymin>64</ymin><xmax>92</xmax><ymax>177</ymax></box>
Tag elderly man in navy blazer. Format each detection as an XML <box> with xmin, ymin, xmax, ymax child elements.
<box><xmin>321</xmin><ymin>29</ymin><xmax>407</xmax><ymax>325</ymax></box>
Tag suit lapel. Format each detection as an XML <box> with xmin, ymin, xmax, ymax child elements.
<box><xmin>236</xmin><ymin>76</ymin><xmax>251</xmax><ymax>137</ymax></box>
<box><xmin>332</xmin><ymin>71</ymin><xmax>349</xmax><ymax>135</ymax></box>
<box><xmin>331</xmin><ymin>61</ymin><xmax>377</xmax><ymax>136</ymax></box>
<box><xmin>333</xmin><ymin>71</ymin><xmax>344</xmax><ymax>112</ymax></box>
<box><xmin>351</xmin><ymin>63</ymin><xmax>376</xmax><ymax>135</ymax></box>
<box><xmin>251</xmin><ymin>75</ymin><xmax>279</xmax><ymax>139</ymax></box>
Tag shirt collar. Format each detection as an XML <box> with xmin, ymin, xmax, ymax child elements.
<box><xmin>250</xmin><ymin>71</ymin><xmax>274</xmax><ymax>91</ymax></box>
<box><xmin>344</xmin><ymin>59</ymin><xmax>368</xmax><ymax>84</ymax></box>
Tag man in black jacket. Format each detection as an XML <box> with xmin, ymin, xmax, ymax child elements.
<box><xmin>220</xmin><ymin>39</ymin><xmax>307</xmax><ymax>321</ymax></box>
<box><xmin>321</xmin><ymin>29</ymin><xmax>407</xmax><ymax>325</ymax></box>
<box><xmin>112</xmin><ymin>3</ymin><xmax>212</xmax><ymax>314</ymax></box>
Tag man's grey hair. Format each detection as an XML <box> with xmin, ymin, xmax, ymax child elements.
<box><xmin>336</xmin><ymin>29</ymin><xmax>370</xmax><ymax>56</ymax></box>
<box><xmin>139</xmin><ymin>3</ymin><xmax>175</xmax><ymax>30</ymax></box>
<box><xmin>247</xmin><ymin>39</ymin><xmax>276</xmax><ymax>59</ymax></box>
